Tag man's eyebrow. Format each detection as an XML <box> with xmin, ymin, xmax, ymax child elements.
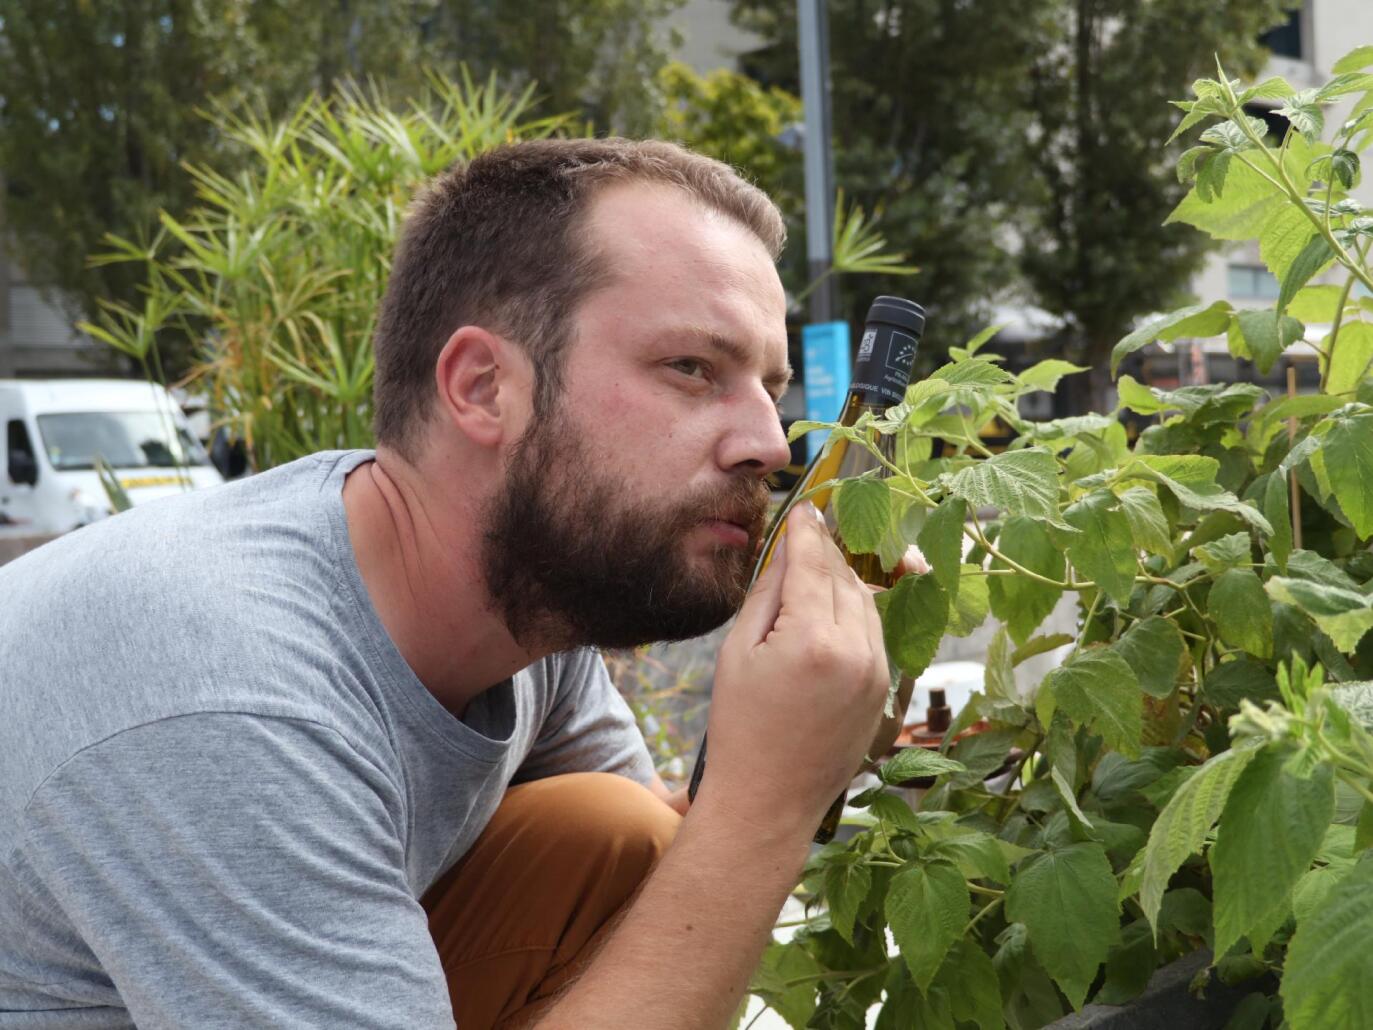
<box><xmin>659</xmin><ymin>327</ymin><xmax>794</xmax><ymax>394</ymax></box>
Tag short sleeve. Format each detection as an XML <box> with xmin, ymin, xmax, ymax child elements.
<box><xmin>11</xmin><ymin>713</ymin><xmax>455</xmax><ymax>1029</ymax></box>
<box><xmin>514</xmin><ymin>649</ymin><xmax>655</xmax><ymax>786</ymax></box>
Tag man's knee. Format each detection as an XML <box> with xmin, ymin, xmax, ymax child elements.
<box><xmin>502</xmin><ymin>771</ymin><xmax>680</xmax><ymax>877</ymax></box>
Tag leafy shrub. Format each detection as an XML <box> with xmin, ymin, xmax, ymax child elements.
<box><xmin>754</xmin><ymin>47</ymin><xmax>1373</xmax><ymax>1030</ymax></box>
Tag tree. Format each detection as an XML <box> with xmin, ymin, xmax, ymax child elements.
<box><xmin>0</xmin><ymin>0</ymin><xmax>682</xmax><ymax>374</ymax></box>
<box><xmin>730</xmin><ymin>0</ymin><xmax>1057</xmax><ymax>357</ymax></box>
<box><xmin>1020</xmin><ymin>0</ymin><xmax>1293</xmax><ymax>411</ymax></box>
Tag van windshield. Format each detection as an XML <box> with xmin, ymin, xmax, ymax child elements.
<box><xmin>36</xmin><ymin>412</ymin><xmax>211</xmax><ymax>471</ymax></box>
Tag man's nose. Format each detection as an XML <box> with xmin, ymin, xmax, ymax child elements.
<box><xmin>719</xmin><ymin>390</ymin><xmax>793</xmax><ymax>478</ymax></box>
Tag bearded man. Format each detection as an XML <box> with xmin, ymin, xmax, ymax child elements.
<box><xmin>0</xmin><ymin>138</ymin><xmax>894</xmax><ymax>1028</ymax></box>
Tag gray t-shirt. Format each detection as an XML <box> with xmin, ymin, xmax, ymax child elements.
<box><xmin>0</xmin><ymin>450</ymin><xmax>654</xmax><ymax>1028</ymax></box>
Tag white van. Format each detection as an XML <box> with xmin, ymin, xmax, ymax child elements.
<box><xmin>1</xmin><ymin>379</ymin><xmax>224</xmax><ymax>537</ymax></box>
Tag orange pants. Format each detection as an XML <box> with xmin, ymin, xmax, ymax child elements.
<box><xmin>422</xmin><ymin>772</ymin><xmax>681</xmax><ymax>1028</ymax></box>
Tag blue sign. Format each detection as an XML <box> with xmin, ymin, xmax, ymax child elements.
<box><xmin>801</xmin><ymin>321</ymin><xmax>851</xmax><ymax>462</ymax></box>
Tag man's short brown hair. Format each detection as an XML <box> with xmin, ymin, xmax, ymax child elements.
<box><xmin>371</xmin><ymin>137</ymin><xmax>786</xmax><ymax>457</ymax></box>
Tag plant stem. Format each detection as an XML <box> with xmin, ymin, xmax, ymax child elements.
<box><xmin>967</xmin><ymin>883</ymin><xmax>1005</xmax><ymax>897</ymax></box>
<box><xmin>964</xmin><ymin>510</ymin><xmax>1081</xmax><ymax>590</ymax></box>
<box><xmin>965</xmin><ymin>896</ymin><xmax>1005</xmax><ymax>935</ymax></box>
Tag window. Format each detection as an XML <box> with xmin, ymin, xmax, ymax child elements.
<box><xmin>1228</xmin><ymin>263</ymin><xmax>1281</xmax><ymax>300</ymax></box>
<box><xmin>35</xmin><ymin>412</ymin><xmax>210</xmax><ymax>471</ymax></box>
<box><xmin>1260</xmin><ymin>7</ymin><xmax>1304</xmax><ymax>60</ymax></box>
<box><xmin>6</xmin><ymin>419</ymin><xmax>38</xmax><ymax>485</ymax></box>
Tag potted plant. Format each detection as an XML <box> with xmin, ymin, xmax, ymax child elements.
<box><xmin>747</xmin><ymin>47</ymin><xmax>1373</xmax><ymax>1030</ymax></box>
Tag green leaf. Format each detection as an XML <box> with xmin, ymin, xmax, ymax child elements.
<box><xmin>1325</xmin><ymin>322</ymin><xmax>1373</xmax><ymax>396</ymax></box>
<box><xmin>823</xmin><ymin>857</ymin><xmax>874</xmax><ymax>944</ymax></box>
<box><xmin>1236</xmin><ymin>310</ymin><xmax>1303</xmax><ymax>374</ymax></box>
<box><xmin>962</xmin><ymin>323</ymin><xmax>1006</xmax><ymax>355</ymax></box>
<box><xmin>1279</xmin><ymin>235</ymin><xmax>1337</xmax><ymax>317</ymax></box>
<box><xmin>1287</xmin><ymin>284</ymin><xmax>1349</xmax><ymax>323</ymax></box>
<box><xmin>1293</xmin><ymin>865</ymin><xmax>1349</xmax><ymax>930</ymax></box>
<box><xmin>879</xmin><ymin>747</ymin><xmax>966</xmax><ymax>785</ymax></box>
<box><xmin>876</xmin><ymin>574</ymin><xmax>950</xmax><ymax>678</ymax></box>
<box><xmin>886</xmin><ymin>861</ymin><xmax>969</xmax><ymax>991</ymax></box>
<box><xmin>942</xmin><ymin>939</ymin><xmax>1005</xmax><ymax>1030</ymax></box>
<box><xmin>1063</xmin><ymin>491</ymin><xmax>1137</xmax><ymax>605</ymax></box>
<box><xmin>1116</xmin><ymin>374</ymin><xmax>1169</xmax><ymax>415</ymax></box>
<box><xmin>947</xmin><ymin>566</ymin><xmax>990</xmax><ymax>637</ymax></box>
<box><xmin>1357</xmin><ymin>799</ymin><xmax>1373</xmax><ymax>853</ymax></box>
<box><xmin>1210</xmin><ymin>568</ymin><xmax>1274</xmax><ymax>658</ymax></box>
<box><xmin>1111</xmin><ymin>302</ymin><xmax>1233</xmax><ymax>375</ymax></box>
<box><xmin>751</xmin><ymin>942</ymin><xmax>820</xmax><ymax>1028</ymax></box>
<box><xmin>835</xmin><ymin>477</ymin><xmax>891</xmax><ymax>555</ymax></box>
<box><xmin>1202</xmin><ymin>656</ymin><xmax>1280</xmax><ymax>709</ymax></box>
<box><xmin>1278</xmin><ymin>90</ymin><xmax>1325</xmax><ymax>143</ymax></box>
<box><xmin>1013</xmin><ymin>633</ymin><xmax>1075</xmax><ymax>666</ymax></box>
<box><xmin>988</xmin><ymin>517</ymin><xmax>1066</xmax><ymax>644</ymax></box>
<box><xmin>1093</xmin><ymin>920</ymin><xmax>1158</xmax><ymax>1005</ymax></box>
<box><xmin>1211</xmin><ymin>749</ymin><xmax>1334</xmax><ymax>958</ymax></box>
<box><xmin>946</xmin><ymin>449</ymin><xmax>1060</xmax><ymax>521</ymax></box>
<box><xmin>1114</xmin><ymin>617</ymin><xmax>1186</xmax><ymax>699</ymax></box>
<box><xmin>918</xmin><ymin>497</ymin><xmax>967</xmax><ymax>597</ymax></box>
<box><xmin>1129</xmin><ymin>455</ymin><xmax>1273</xmax><ymax>533</ymax></box>
<box><xmin>1323</xmin><ymin>411</ymin><xmax>1373</xmax><ymax>538</ymax></box>
<box><xmin>1281</xmin><ymin>858</ymin><xmax>1373</xmax><ymax>1029</ymax></box>
<box><xmin>1335</xmin><ymin>44</ymin><xmax>1373</xmax><ymax>75</ymax></box>
<box><xmin>932</xmin><ymin>358</ymin><xmax>1016</xmax><ymax>387</ymax></box>
<box><xmin>1138</xmin><ymin>741</ymin><xmax>1263</xmax><ymax>933</ymax></box>
<box><xmin>1264</xmin><ymin>472</ymin><xmax>1293</xmax><ymax>573</ymax></box>
<box><xmin>930</xmin><ymin>831</ymin><xmax>1012</xmax><ymax>885</ymax></box>
<box><xmin>1266</xmin><ymin>577</ymin><xmax>1373</xmax><ymax>653</ymax></box>
<box><xmin>1193</xmin><ymin>531</ymin><xmax>1253</xmax><ymax>574</ymax></box>
<box><xmin>1036</xmin><ymin>649</ymin><xmax>1142</xmax><ymax>758</ymax></box>
<box><xmin>1018</xmin><ymin>359</ymin><xmax>1088</xmax><ymax>393</ymax></box>
<box><xmin>1115</xmin><ymin>486</ymin><xmax>1174</xmax><ymax>556</ymax></box>
<box><xmin>1005</xmin><ymin>843</ymin><xmax>1119</xmax><ymax>1009</ymax></box>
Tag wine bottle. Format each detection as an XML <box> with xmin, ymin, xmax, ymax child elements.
<box><xmin>689</xmin><ymin>295</ymin><xmax>926</xmax><ymax>844</ymax></box>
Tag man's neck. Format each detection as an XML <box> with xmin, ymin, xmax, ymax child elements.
<box><xmin>341</xmin><ymin>451</ymin><xmax>543</xmax><ymax>718</ymax></box>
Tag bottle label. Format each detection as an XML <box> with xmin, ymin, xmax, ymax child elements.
<box><xmin>851</xmin><ymin>326</ymin><xmax>918</xmax><ymax>406</ymax></box>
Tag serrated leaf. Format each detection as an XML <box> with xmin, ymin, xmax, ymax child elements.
<box><xmin>886</xmin><ymin>861</ymin><xmax>969</xmax><ymax>991</ymax></box>
<box><xmin>1266</xmin><ymin>577</ymin><xmax>1373</xmax><ymax>653</ymax></box>
<box><xmin>947</xmin><ymin>566</ymin><xmax>989</xmax><ymax>637</ymax></box>
<box><xmin>1236</xmin><ymin>309</ymin><xmax>1303</xmax><ymax>374</ymax></box>
<box><xmin>932</xmin><ymin>358</ymin><xmax>1016</xmax><ymax>387</ymax></box>
<box><xmin>1012</xmin><ymin>633</ymin><xmax>1075</xmax><ymax>666</ymax></box>
<box><xmin>880</xmin><ymin>747</ymin><xmax>966</xmax><ymax>784</ymax></box>
<box><xmin>946</xmin><ymin>449</ymin><xmax>1060</xmax><ymax>520</ymax></box>
<box><xmin>1111</xmin><ymin>302</ymin><xmax>1233</xmax><ymax>375</ymax></box>
<box><xmin>1138</xmin><ymin>741</ymin><xmax>1263</xmax><ymax>932</ymax></box>
<box><xmin>876</xmin><ymin>574</ymin><xmax>950</xmax><ymax>678</ymax></box>
<box><xmin>1279</xmin><ymin>236</ymin><xmax>1337</xmax><ymax>317</ymax></box>
<box><xmin>1005</xmin><ymin>843</ymin><xmax>1119</xmax><ymax>1009</ymax></box>
<box><xmin>1278</xmin><ymin>90</ymin><xmax>1325</xmax><ymax>143</ymax></box>
<box><xmin>1193</xmin><ymin>531</ymin><xmax>1252</xmax><ymax>574</ymax></box>
<box><xmin>1323</xmin><ymin>411</ymin><xmax>1373</xmax><ymax>539</ymax></box>
<box><xmin>751</xmin><ymin>942</ymin><xmax>821</xmax><ymax>1028</ymax></box>
<box><xmin>1129</xmin><ymin>455</ymin><xmax>1273</xmax><ymax>533</ymax></box>
<box><xmin>1211</xmin><ymin>568</ymin><xmax>1274</xmax><ymax>658</ymax></box>
<box><xmin>823</xmin><ymin>858</ymin><xmax>874</xmax><ymax>944</ymax></box>
<box><xmin>1281</xmin><ymin>857</ymin><xmax>1373</xmax><ymax>1028</ymax></box>
<box><xmin>1018</xmin><ymin>359</ymin><xmax>1088</xmax><ymax>393</ymax></box>
<box><xmin>1211</xmin><ymin>749</ymin><xmax>1334</xmax><ymax>958</ymax></box>
<box><xmin>1202</xmin><ymin>656</ymin><xmax>1280</xmax><ymax>709</ymax></box>
<box><xmin>1243</xmin><ymin>75</ymin><xmax>1295</xmax><ymax>102</ymax></box>
<box><xmin>836</xmin><ymin>477</ymin><xmax>891</xmax><ymax>555</ymax></box>
<box><xmin>918</xmin><ymin>497</ymin><xmax>967</xmax><ymax>596</ymax></box>
<box><xmin>988</xmin><ymin>517</ymin><xmax>1066</xmax><ymax>644</ymax></box>
<box><xmin>1334</xmin><ymin>44</ymin><xmax>1373</xmax><ymax>74</ymax></box>
<box><xmin>1115</xmin><ymin>486</ymin><xmax>1173</xmax><ymax>556</ymax></box>
<box><xmin>1325</xmin><ymin>321</ymin><xmax>1373</xmax><ymax>396</ymax></box>
<box><xmin>1114</xmin><ymin>617</ymin><xmax>1186</xmax><ymax>699</ymax></box>
<box><xmin>942</xmin><ymin>939</ymin><xmax>1005</xmax><ymax>1030</ymax></box>
<box><xmin>1264</xmin><ymin>472</ymin><xmax>1293</xmax><ymax>572</ymax></box>
<box><xmin>1036</xmin><ymin>649</ymin><xmax>1142</xmax><ymax>758</ymax></box>
<box><xmin>931</xmin><ymin>831</ymin><xmax>1012</xmax><ymax>885</ymax></box>
<box><xmin>1063</xmin><ymin>491</ymin><xmax>1137</xmax><ymax>605</ymax></box>
<box><xmin>1286</xmin><ymin>284</ymin><xmax>1348</xmax><ymax>324</ymax></box>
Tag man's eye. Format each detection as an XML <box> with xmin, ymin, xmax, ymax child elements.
<box><xmin>668</xmin><ymin>358</ymin><xmax>709</xmax><ymax>380</ymax></box>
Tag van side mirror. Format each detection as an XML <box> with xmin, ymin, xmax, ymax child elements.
<box><xmin>8</xmin><ymin>448</ymin><xmax>37</xmax><ymax>487</ymax></box>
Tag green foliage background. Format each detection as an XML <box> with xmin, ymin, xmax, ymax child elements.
<box><xmin>751</xmin><ymin>50</ymin><xmax>1373</xmax><ymax>1029</ymax></box>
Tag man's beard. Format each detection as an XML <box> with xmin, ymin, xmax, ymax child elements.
<box><xmin>480</xmin><ymin>408</ymin><xmax>770</xmax><ymax>651</ymax></box>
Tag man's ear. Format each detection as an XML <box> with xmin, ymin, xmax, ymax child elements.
<box><xmin>433</xmin><ymin>326</ymin><xmax>529</xmax><ymax>449</ymax></box>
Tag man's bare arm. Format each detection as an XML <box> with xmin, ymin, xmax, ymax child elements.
<box><xmin>537</xmin><ymin>504</ymin><xmax>891</xmax><ymax>1027</ymax></box>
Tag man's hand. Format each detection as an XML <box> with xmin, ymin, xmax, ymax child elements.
<box><xmin>698</xmin><ymin>501</ymin><xmax>892</xmax><ymax>837</ymax></box>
